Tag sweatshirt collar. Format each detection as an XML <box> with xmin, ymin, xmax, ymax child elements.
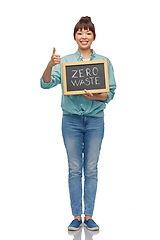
<box><xmin>75</xmin><ymin>49</ymin><xmax>96</xmax><ymax>61</ymax></box>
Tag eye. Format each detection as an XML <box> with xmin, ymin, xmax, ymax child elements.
<box><xmin>77</xmin><ymin>32</ymin><xmax>82</xmax><ymax>35</ymax></box>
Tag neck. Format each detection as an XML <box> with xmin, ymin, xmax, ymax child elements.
<box><xmin>78</xmin><ymin>47</ymin><xmax>92</xmax><ymax>59</ymax></box>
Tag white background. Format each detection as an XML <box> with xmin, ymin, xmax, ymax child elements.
<box><xmin>0</xmin><ymin>0</ymin><xmax>160</xmax><ymax>239</ymax></box>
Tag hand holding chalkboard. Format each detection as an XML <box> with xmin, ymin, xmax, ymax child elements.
<box><xmin>48</xmin><ymin>47</ymin><xmax>61</xmax><ymax>68</ymax></box>
<box><xmin>83</xmin><ymin>89</ymin><xmax>108</xmax><ymax>101</ymax></box>
<box><xmin>83</xmin><ymin>89</ymin><xmax>96</xmax><ymax>100</ymax></box>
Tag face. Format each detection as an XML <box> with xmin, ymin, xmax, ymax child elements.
<box><xmin>75</xmin><ymin>28</ymin><xmax>95</xmax><ymax>50</ymax></box>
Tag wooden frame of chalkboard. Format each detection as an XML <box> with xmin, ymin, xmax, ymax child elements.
<box><xmin>62</xmin><ymin>59</ymin><xmax>109</xmax><ymax>95</ymax></box>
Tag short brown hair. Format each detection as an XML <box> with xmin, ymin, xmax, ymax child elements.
<box><xmin>73</xmin><ymin>16</ymin><xmax>96</xmax><ymax>40</ymax></box>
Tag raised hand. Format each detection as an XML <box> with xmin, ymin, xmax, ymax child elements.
<box><xmin>42</xmin><ymin>48</ymin><xmax>61</xmax><ymax>83</ymax></box>
<box><xmin>48</xmin><ymin>47</ymin><xmax>61</xmax><ymax>68</ymax></box>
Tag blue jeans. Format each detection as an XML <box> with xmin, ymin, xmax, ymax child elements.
<box><xmin>62</xmin><ymin>114</ymin><xmax>104</xmax><ymax>216</ymax></box>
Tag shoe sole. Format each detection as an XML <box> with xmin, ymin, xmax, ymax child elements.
<box><xmin>68</xmin><ymin>223</ymin><xmax>83</xmax><ymax>231</ymax></box>
<box><xmin>83</xmin><ymin>223</ymin><xmax>99</xmax><ymax>231</ymax></box>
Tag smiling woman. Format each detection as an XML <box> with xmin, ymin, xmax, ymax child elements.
<box><xmin>74</xmin><ymin>17</ymin><xmax>96</xmax><ymax>60</ymax></box>
<box><xmin>75</xmin><ymin>29</ymin><xmax>94</xmax><ymax>52</ymax></box>
<box><xmin>73</xmin><ymin>16</ymin><xmax>96</xmax><ymax>40</ymax></box>
<box><xmin>40</xmin><ymin>16</ymin><xmax>116</xmax><ymax>231</ymax></box>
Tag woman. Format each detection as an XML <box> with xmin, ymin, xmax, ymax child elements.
<box><xmin>40</xmin><ymin>16</ymin><xmax>116</xmax><ymax>231</ymax></box>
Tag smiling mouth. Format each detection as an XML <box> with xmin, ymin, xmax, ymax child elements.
<box><xmin>80</xmin><ymin>41</ymin><xmax>88</xmax><ymax>45</ymax></box>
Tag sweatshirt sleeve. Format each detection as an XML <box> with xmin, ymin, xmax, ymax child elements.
<box><xmin>40</xmin><ymin>63</ymin><xmax>61</xmax><ymax>89</ymax></box>
<box><xmin>105</xmin><ymin>59</ymin><xmax>116</xmax><ymax>104</ymax></box>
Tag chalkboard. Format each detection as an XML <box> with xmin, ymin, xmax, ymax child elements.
<box><xmin>62</xmin><ymin>60</ymin><xmax>109</xmax><ymax>95</ymax></box>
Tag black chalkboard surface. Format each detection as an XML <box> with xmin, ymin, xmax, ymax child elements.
<box><xmin>62</xmin><ymin>60</ymin><xmax>109</xmax><ymax>95</ymax></box>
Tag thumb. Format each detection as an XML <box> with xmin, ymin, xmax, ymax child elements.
<box><xmin>53</xmin><ymin>47</ymin><xmax>56</xmax><ymax>55</ymax></box>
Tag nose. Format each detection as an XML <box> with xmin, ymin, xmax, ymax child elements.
<box><xmin>82</xmin><ymin>32</ymin><xmax>87</xmax><ymax>39</ymax></box>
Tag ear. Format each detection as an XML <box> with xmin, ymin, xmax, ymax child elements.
<box><xmin>94</xmin><ymin>34</ymin><xmax>96</xmax><ymax>41</ymax></box>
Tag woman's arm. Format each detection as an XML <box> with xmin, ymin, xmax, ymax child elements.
<box><xmin>43</xmin><ymin>65</ymin><xmax>53</xmax><ymax>83</ymax></box>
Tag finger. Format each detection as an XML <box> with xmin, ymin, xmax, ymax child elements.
<box><xmin>84</xmin><ymin>89</ymin><xmax>93</xmax><ymax>97</ymax></box>
<box><xmin>83</xmin><ymin>91</ymin><xmax>89</xmax><ymax>97</ymax></box>
<box><xmin>53</xmin><ymin>55</ymin><xmax>61</xmax><ymax>58</ymax></box>
<box><xmin>84</xmin><ymin>89</ymin><xmax>88</xmax><ymax>94</ymax></box>
<box><xmin>88</xmin><ymin>92</ymin><xmax>93</xmax><ymax>97</ymax></box>
<box><xmin>52</xmin><ymin>55</ymin><xmax>61</xmax><ymax>60</ymax></box>
<box><xmin>83</xmin><ymin>94</ymin><xmax>90</xmax><ymax>100</ymax></box>
<box><xmin>53</xmin><ymin>47</ymin><xmax>56</xmax><ymax>55</ymax></box>
<box><xmin>53</xmin><ymin>59</ymin><xmax>61</xmax><ymax>64</ymax></box>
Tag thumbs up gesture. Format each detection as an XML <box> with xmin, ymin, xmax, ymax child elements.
<box><xmin>48</xmin><ymin>48</ymin><xmax>61</xmax><ymax>68</ymax></box>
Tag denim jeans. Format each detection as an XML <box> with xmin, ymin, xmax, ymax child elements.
<box><xmin>62</xmin><ymin>114</ymin><xmax>104</xmax><ymax>216</ymax></box>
